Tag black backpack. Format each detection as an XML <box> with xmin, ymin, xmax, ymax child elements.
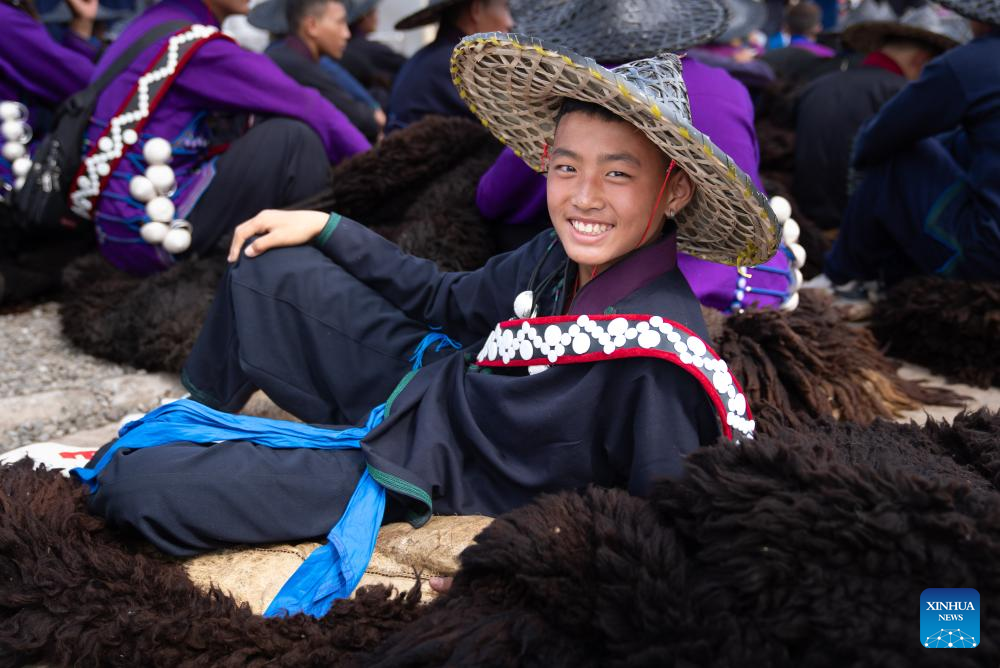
<box><xmin>15</xmin><ymin>20</ymin><xmax>187</xmax><ymax>229</ymax></box>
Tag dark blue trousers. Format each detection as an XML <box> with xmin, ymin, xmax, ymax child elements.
<box><xmin>826</xmin><ymin>138</ymin><xmax>1000</xmax><ymax>285</ymax></box>
<box><xmin>90</xmin><ymin>244</ymin><xmax>446</xmax><ymax>555</ymax></box>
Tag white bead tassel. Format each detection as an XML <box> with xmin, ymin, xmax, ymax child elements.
<box><xmin>1</xmin><ymin>102</ymin><xmax>32</xmax><ymax>191</ymax></box>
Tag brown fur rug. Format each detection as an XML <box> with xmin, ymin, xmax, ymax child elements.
<box><xmin>703</xmin><ymin>289</ymin><xmax>964</xmax><ymax>436</ymax></box>
<box><xmin>871</xmin><ymin>275</ymin><xmax>1000</xmax><ymax>389</ymax></box>
<box><xmin>3</xmin><ymin>411</ymin><xmax>999</xmax><ymax>666</ymax></box>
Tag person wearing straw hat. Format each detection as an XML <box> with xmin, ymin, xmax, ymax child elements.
<box><xmin>75</xmin><ymin>33</ymin><xmax>773</xmax><ymax>619</ymax></box>
<box><xmin>479</xmin><ymin>0</ymin><xmax>801</xmax><ymax>314</ymax></box>
<box><xmin>794</xmin><ymin>4</ymin><xmax>970</xmax><ymax>230</ymax></box>
<box><xmin>687</xmin><ymin>0</ymin><xmax>778</xmax><ymax>91</ymax></box>
<box><xmin>386</xmin><ymin>0</ymin><xmax>513</xmax><ymax>132</ymax></box>
<box><xmin>825</xmin><ymin>0</ymin><xmax>1000</xmax><ymax>285</ymax></box>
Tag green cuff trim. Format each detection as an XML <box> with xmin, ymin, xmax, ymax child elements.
<box><xmin>180</xmin><ymin>368</ymin><xmax>222</xmax><ymax>409</ymax></box>
<box><xmin>313</xmin><ymin>212</ymin><xmax>342</xmax><ymax>248</ymax></box>
<box><xmin>384</xmin><ymin>368</ymin><xmax>418</xmax><ymax>417</ymax></box>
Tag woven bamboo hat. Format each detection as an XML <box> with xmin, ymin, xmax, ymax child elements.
<box><xmin>509</xmin><ymin>0</ymin><xmax>731</xmax><ymax>62</ymax></box>
<box><xmin>937</xmin><ymin>0</ymin><xmax>1000</xmax><ymax>25</ymax></box>
<box><xmin>395</xmin><ymin>0</ymin><xmax>468</xmax><ymax>30</ymax></box>
<box><xmin>717</xmin><ymin>0</ymin><xmax>767</xmax><ymax>43</ymax></box>
<box><xmin>842</xmin><ymin>4</ymin><xmax>972</xmax><ymax>53</ymax></box>
<box><xmin>451</xmin><ymin>33</ymin><xmax>779</xmax><ymax>266</ymax></box>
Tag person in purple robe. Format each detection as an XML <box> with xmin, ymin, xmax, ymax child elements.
<box><xmin>482</xmin><ymin>0</ymin><xmax>801</xmax><ymax>313</ymax></box>
<box><xmin>75</xmin><ymin>0</ymin><xmax>371</xmax><ymax>277</ymax></box>
<box><xmin>1</xmin><ymin>0</ymin><xmax>99</xmax><ymax>305</ymax></box>
<box><xmin>1</xmin><ymin>0</ymin><xmax>98</xmax><ymax>192</ymax></box>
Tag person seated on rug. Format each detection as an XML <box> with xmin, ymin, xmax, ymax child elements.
<box><xmin>824</xmin><ymin>0</ymin><xmax>1000</xmax><ymax>287</ymax></box>
<box><xmin>385</xmin><ymin>0</ymin><xmax>513</xmax><ymax>132</ymax></box>
<box><xmin>760</xmin><ymin>2</ymin><xmax>838</xmax><ymax>82</ymax></box>
<box><xmin>69</xmin><ymin>0</ymin><xmax>370</xmax><ymax>278</ymax></box>
<box><xmin>0</xmin><ymin>0</ymin><xmax>100</xmax><ymax>305</ymax></box>
<box><xmin>479</xmin><ymin>0</ymin><xmax>801</xmax><ymax>313</ymax></box>
<box><xmin>793</xmin><ymin>5</ymin><xmax>969</xmax><ymax>230</ymax></box>
<box><xmin>255</xmin><ymin>0</ymin><xmax>384</xmax><ymax>142</ymax></box>
<box><xmin>340</xmin><ymin>0</ymin><xmax>405</xmax><ymax>107</ymax></box>
<box><xmin>74</xmin><ymin>33</ymin><xmax>776</xmax><ymax>619</ymax></box>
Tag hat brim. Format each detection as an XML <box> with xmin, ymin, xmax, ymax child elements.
<box><xmin>510</xmin><ymin>0</ymin><xmax>731</xmax><ymax>62</ymax></box>
<box><xmin>394</xmin><ymin>0</ymin><xmax>466</xmax><ymax>30</ymax></box>
<box><xmin>451</xmin><ymin>33</ymin><xmax>778</xmax><ymax>266</ymax></box>
<box><xmin>842</xmin><ymin>20</ymin><xmax>959</xmax><ymax>53</ymax></box>
<box><xmin>248</xmin><ymin>0</ymin><xmax>288</xmax><ymax>34</ymax></box>
<box><xmin>937</xmin><ymin>0</ymin><xmax>1000</xmax><ymax>26</ymax></box>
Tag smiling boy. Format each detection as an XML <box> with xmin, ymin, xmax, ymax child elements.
<box><xmin>76</xmin><ymin>34</ymin><xmax>779</xmax><ymax>618</ymax></box>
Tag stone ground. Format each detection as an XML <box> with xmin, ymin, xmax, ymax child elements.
<box><xmin>1</xmin><ymin>299</ymin><xmax>998</xmax><ymax>457</ymax></box>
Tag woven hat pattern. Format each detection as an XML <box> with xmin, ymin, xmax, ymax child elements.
<box><xmin>937</xmin><ymin>0</ymin><xmax>1000</xmax><ymax>26</ymax></box>
<box><xmin>843</xmin><ymin>4</ymin><xmax>972</xmax><ymax>53</ymax></box>
<box><xmin>509</xmin><ymin>0</ymin><xmax>731</xmax><ymax>61</ymax></box>
<box><xmin>451</xmin><ymin>33</ymin><xmax>778</xmax><ymax>266</ymax></box>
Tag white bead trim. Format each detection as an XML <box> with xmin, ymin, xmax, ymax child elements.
<box><xmin>69</xmin><ymin>25</ymin><xmax>219</xmax><ymax>220</ymax></box>
<box><xmin>476</xmin><ymin>314</ymin><xmax>755</xmax><ymax>440</ymax></box>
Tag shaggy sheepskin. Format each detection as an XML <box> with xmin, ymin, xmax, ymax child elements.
<box><xmin>303</xmin><ymin>114</ymin><xmax>503</xmax><ymax>272</ymax></box>
<box><xmin>2</xmin><ymin>411</ymin><xmax>998</xmax><ymax>666</ymax></box>
<box><xmin>703</xmin><ymin>289</ymin><xmax>963</xmax><ymax>436</ymax></box>
<box><xmin>372</xmin><ymin>410</ymin><xmax>1000</xmax><ymax>667</ymax></box>
<box><xmin>57</xmin><ymin>116</ymin><xmax>502</xmax><ymax>370</ymax></box>
<box><xmin>872</xmin><ymin>275</ymin><xmax>1000</xmax><ymax>389</ymax></box>
<box><xmin>59</xmin><ymin>254</ymin><xmax>225</xmax><ymax>372</ymax></box>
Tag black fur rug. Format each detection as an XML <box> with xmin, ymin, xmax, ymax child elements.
<box><xmin>3</xmin><ymin>411</ymin><xmax>999</xmax><ymax>666</ymax></box>
<box><xmin>57</xmin><ymin>116</ymin><xmax>504</xmax><ymax>371</ymax></box>
<box><xmin>871</xmin><ymin>275</ymin><xmax>1000</xmax><ymax>388</ymax></box>
<box><xmin>703</xmin><ymin>289</ymin><xmax>964</xmax><ymax>437</ymax></box>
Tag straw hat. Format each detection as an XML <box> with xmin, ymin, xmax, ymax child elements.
<box><xmin>394</xmin><ymin>0</ymin><xmax>468</xmax><ymax>30</ymax></box>
<box><xmin>717</xmin><ymin>0</ymin><xmax>767</xmax><ymax>43</ymax></box>
<box><xmin>842</xmin><ymin>4</ymin><xmax>972</xmax><ymax>53</ymax></box>
<box><xmin>937</xmin><ymin>0</ymin><xmax>1000</xmax><ymax>25</ymax></box>
<box><xmin>509</xmin><ymin>0</ymin><xmax>731</xmax><ymax>62</ymax></box>
<box><xmin>451</xmin><ymin>33</ymin><xmax>779</xmax><ymax>266</ymax></box>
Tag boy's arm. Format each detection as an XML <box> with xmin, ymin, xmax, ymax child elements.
<box><xmin>313</xmin><ymin>214</ymin><xmax>557</xmax><ymax>344</ymax></box>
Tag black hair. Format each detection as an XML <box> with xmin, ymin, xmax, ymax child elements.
<box><xmin>784</xmin><ymin>2</ymin><xmax>822</xmax><ymax>35</ymax></box>
<box><xmin>285</xmin><ymin>0</ymin><xmax>340</xmax><ymax>33</ymax></box>
<box><xmin>554</xmin><ymin>98</ymin><xmax>624</xmax><ymax>127</ymax></box>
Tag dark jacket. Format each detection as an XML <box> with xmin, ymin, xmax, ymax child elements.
<box><xmin>266</xmin><ymin>35</ymin><xmax>380</xmax><ymax>142</ymax></box>
<box><xmin>386</xmin><ymin>24</ymin><xmax>473</xmax><ymax>133</ymax></box>
<box><xmin>341</xmin><ymin>33</ymin><xmax>406</xmax><ymax>91</ymax></box>
<box><xmin>312</xmin><ymin>215</ymin><xmax>723</xmax><ymax>520</ymax></box>
<box><xmin>794</xmin><ymin>60</ymin><xmax>906</xmax><ymax>228</ymax></box>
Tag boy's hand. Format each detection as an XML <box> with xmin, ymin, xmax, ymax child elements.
<box><xmin>228</xmin><ymin>210</ymin><xmax>329</xmax><ymax>262</ymax></box>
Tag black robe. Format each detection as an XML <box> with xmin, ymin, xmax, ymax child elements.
<box><xmin>89</xmin><ymin>217</ymin><xmax>723</xmax><ymax>555</ymax></box>
<box><xmin>794</xmin><ymin>63</ymin><xmax>906</xmax><ymax>229</ymax></box>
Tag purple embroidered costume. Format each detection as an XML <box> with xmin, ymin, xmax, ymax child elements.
<box><xmin>0</xmin><ymin>3</ymin><xmax>95</xmax><ymax>185</ymax></box>
<box><xmin>82</xmin><ymin>0</ymin><xmax>370</xmax><ymax>275</ymax></box>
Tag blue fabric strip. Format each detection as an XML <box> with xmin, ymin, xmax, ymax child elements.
<box><xmin>71</xmin><ymin>330</ymin><xmax>460</xmax><ymax>619</ymax></box>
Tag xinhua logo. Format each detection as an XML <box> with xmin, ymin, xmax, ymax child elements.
<box><xmin>921</xmin><ymin>589</ymin><xmax>980</xmax><ymax>648</ymax></box>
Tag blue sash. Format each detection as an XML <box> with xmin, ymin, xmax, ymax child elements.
<box><xmin>72</xmin><ymin>331</ymin><xmax>461</xmax><ymax>618</ymax></box>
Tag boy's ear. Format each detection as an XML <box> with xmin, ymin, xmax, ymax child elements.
<box><xmin>667</xmin><ymin>170</ymin><xmax>696</xmax><ymax>213</ymax></box>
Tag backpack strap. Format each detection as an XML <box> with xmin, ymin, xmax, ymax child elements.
<box><xmin>475</xmin><ymin>313</ymin><xmax>755</xmax><ymax>441</ymax></box>
<box><xmin>68</xmin><ymin>24</ymin><xmax>232</xmax><ymax>219</ymax></box>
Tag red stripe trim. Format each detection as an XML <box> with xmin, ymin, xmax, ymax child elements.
<box><xmin>70</xmin><ymin>28</ymin><xmax>232</xmax><ymax>210</ymax></box>
<box><xmin>478</xmin><ymin>313</ymin><xmax>754</xmax><ymax>439</ymax></box>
